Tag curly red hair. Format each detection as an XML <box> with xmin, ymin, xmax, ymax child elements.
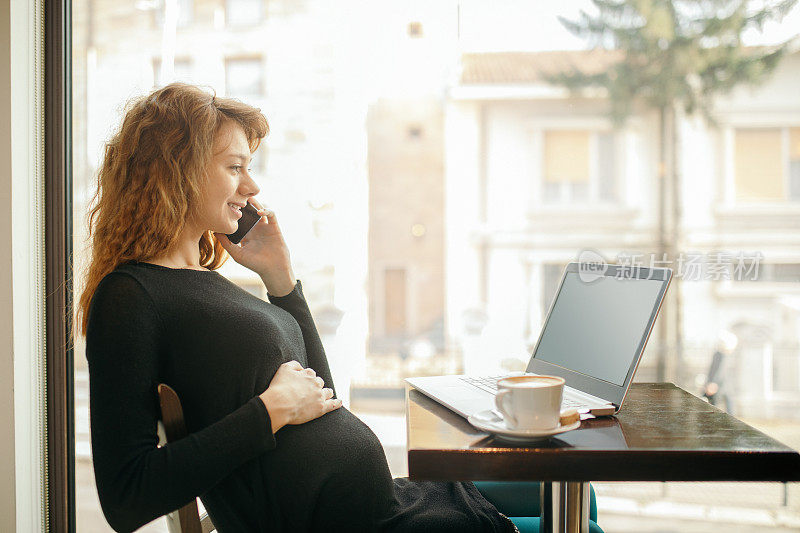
<box><xmin>76</xmin><ymin>82</ymin><xmax>269</xmax><ymax>339</ymax></box>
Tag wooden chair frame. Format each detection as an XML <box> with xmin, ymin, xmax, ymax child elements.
<box><xmin>156</xmin><ymin>383</ymin><xmax>216</xmax><ymax>533</ymax></box>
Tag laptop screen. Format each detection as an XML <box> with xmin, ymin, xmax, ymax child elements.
<box><xmin>533</xmin><ymin>271</ymin><xmax>665</xmax><ymax>386</ymax></box>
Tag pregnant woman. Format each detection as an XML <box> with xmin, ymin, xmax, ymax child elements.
<box><xmin>77</xmin><ymin>82</ymin><xmax>587</xmax><ymax>532</ymax></box>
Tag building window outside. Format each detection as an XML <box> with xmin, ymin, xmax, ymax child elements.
<box><xmin>542</xmin><ymin>129</ymin><xmax>617</xmax><ymax>204</ymax></box>
<box><xmin>225</xmin><ymin>57</ymin><xmax>264</xmax><ymax>99</ymax></box>
<box><xmin>152</xmin><ymin>57</ymin><xmax>192</xmax><ymax>87</ymax></box>
<box><xmin>154</xmin><ymin>0</ymin><xmax>193</xmax><ymax>28</ymax></box>
<box><xmin>407</xmin><ymin>21</ymin><xmax>423</xmax><ymax>38</ymax></box>
<box><xmin>733</xmin><ymin>127</ymin><xmax>800</xmax><ymax>202</ymax></box>
<box><xmin>384</xmin><ymin>267</ymin><xmax>407</xmax><ymax>336</ymax></box>
<box><xmin>226</xmin><ymin>0</ymin><xmax>264</xmax><ymax>26</ymax></box>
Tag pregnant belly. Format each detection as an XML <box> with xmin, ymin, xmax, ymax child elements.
<box><xmin>257</xmin><ymin>407</ymin><xmax>396</xmax><ymax>531</ymax></box>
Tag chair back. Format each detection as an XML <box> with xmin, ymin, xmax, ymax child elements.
<box><xmin>157</xmin><ymin>383</ymin><xmax>216</xmax><ymax>533</ymax></box>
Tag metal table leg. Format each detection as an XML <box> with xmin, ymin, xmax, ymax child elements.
<box><xmin>540</xmin><ymin>481</ymin><xmax>590</xmax><ymax>533</ymax></box>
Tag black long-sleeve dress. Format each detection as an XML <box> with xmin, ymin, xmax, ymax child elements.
<box><xmin>86</xmin><ymin>261</ymin><xmax>516</xmax><ymax>532</ymax></box>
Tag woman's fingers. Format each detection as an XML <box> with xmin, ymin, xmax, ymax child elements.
<box><xmin>304</xmin><ymin>367</ymin><xmax>316</xmax><ymax>377</ymax></box>
<box><xmin>248</xmin><ymin>197</ymin><xmax>264</xmax><ymax>211</ymax></box>
<box><xmin>324</xmin><ymin>397</ymin><xmax>343</xmax><ymax>412</ymax></box>
<box><xmin>322</xmin><ymin>387</ymin><xmax>334</xmax><ymax>400</ymax></box>
<box><xmin>256</xmin><ymin>207</ymin><xmax>275</xmax><ymax>225</ymax></box>
<box><xmin>284</xmin><ymin>360</ymin><xmax>303</xmax><ymax>371</ymax></box>
<box><xmin>314</xmin><ymin>376</ymin><xmax>325</xmax><ymax>388</ymax></box>
<box><xmin>214</xmin><ymin>232</ymin><xmax>240</xmax><ymax>256</ymax></box>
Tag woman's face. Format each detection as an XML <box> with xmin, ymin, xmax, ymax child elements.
<box><xmin>195</xmin><ymin>120</ymin><xmax>260</xmax><ymax>234</ymax></box>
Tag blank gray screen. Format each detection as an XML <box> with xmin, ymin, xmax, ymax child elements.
<box><xmin>533</xmin><ymin>272</ymin><xmax>664</xmax><ymax>386</ymax></box>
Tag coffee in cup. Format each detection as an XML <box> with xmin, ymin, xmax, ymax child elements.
<box><xmin>495</xmin><ymin>375</ymin><xmax>565</xmax><ymax>431</ymax></box>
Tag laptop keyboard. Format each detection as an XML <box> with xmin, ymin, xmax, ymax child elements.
<box><xmin>459</xmin><ymin>375</ymin><xmax>504</xmax><ymax>394</ymax></box>
<box><xmin>458</xmin><ymin>375</ymin><xmax>587</xmax><ymax>409</ymax></box>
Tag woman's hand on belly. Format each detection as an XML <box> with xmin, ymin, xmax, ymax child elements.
<box><xmin>259</xmin><ymin>360</ymin><xmax>342</xmax><ymax>434</ymax></box>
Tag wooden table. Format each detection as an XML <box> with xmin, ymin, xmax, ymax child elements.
<box><xmin>406</xmin><ymin>382</ymin><xmax>800</xmax><ymax>533</ymax></box>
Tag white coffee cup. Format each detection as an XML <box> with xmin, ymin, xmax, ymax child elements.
<box><xmin>495</xmin><ymin>375</ymin><xmax>565</xmax><ymax>430</ymax></box>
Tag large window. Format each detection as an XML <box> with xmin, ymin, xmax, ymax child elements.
<box><xmin>70</xmin><ymin>1</ymin><xmax>800</xmax><ymax>531</ymax></box>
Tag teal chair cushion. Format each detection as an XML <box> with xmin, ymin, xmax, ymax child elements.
<box><xmin>472</xmin><ymin>481</ymin><xmax>598</xmax><ymax>522</ymax></box>
<box><xmin>473</xmin><ymin>481</ymin><xmax>602</xmax><ymax>532</ymax></box>
<box><xmin>508</xmin><ymin>516</ymin><xmax>604</xmax><ymax>533</ymax></box>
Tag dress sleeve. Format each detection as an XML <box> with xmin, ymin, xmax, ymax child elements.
<box><xmin>267</xmin><ymin>279</ymin><xmax>336</xmax><ymax>397</ymax></box>
<box><xmin>86</xmin><ymin>272</ymin><xmax>276</xmax><ymax>533</ymax></box>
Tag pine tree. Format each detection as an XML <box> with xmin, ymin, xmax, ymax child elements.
<box><xmin>550</xmin><ymin>0</ymin><xmax>797</xmax><ymax>381</ymax></box>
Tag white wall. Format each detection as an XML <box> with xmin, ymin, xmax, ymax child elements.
<box><xmin>1</xmin><ymin>0</ymin><xmax>46</xmax><ymax>531</ymax></box>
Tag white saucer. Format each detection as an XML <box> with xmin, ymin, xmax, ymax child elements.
<box><xmin>468</xmin><ymin>410</ymin><xmax>581</xmax><ymax>443</ymax></box>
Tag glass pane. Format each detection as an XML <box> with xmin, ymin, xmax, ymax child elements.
<box><xmin>70</xmin><ymin>1</ymin><xmax>800</xmax><ymax>530</ymax></box>
<box><xmin>543</xmin><ymin>181</ymin><xmax>561</xmax><ymax>201</ymax></box>
<box><xmin>597</xmin><ymin>131</ymin><xmax>616</xmax><ymax>201</ymax></box>
<box><xmin>791</xmin><ymin>161</ymin><xmax>800</xmax><ymax>200</ymax></box>
<box><xmin>734</xmin><ymin>128</ymin><xmax>784</xmax><ymax>200</ymax></box>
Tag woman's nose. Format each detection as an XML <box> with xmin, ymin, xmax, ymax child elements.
<box><xmin>241</xmin><ymin>172</ymin><xmax>260</xmax><ymax>197</ymax></box>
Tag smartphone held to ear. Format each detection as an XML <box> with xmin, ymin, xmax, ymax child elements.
<box><xmin>226</xmin><ymin>202</ymin><xmax>261</xmax><ymax>244</ymax></box>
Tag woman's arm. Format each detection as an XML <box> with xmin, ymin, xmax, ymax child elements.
<box><xmin>267</xmin><ymin>280</ymin><xmax>336</xmax><ymax>398</ymax></box>
<box><xmin>86</xmin><ymin>272</ymin><xmax>276</xmax><ymax>532</ymax></box>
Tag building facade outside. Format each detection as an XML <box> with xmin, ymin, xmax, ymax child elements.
<box><xmin>445</xmin><ymin>48</ymin><xmax>800</xmax><ymax>419</ymax></box>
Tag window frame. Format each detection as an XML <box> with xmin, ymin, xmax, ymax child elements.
<box><xmin>45</xmin><ymin>0</ymin><xmax>74</xmax><ymax>529</ymax></box>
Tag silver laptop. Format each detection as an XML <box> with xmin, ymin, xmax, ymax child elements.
<box><xmin>406</xmin><ymin>262</ymin><xmax>673</xmax><ymax>418</ymax></box>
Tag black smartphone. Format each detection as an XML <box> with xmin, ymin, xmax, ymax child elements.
<box><xmin>226</xmin><ymin>202</ymin><xmax>261</xmax><ymax>244</ymax></box>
